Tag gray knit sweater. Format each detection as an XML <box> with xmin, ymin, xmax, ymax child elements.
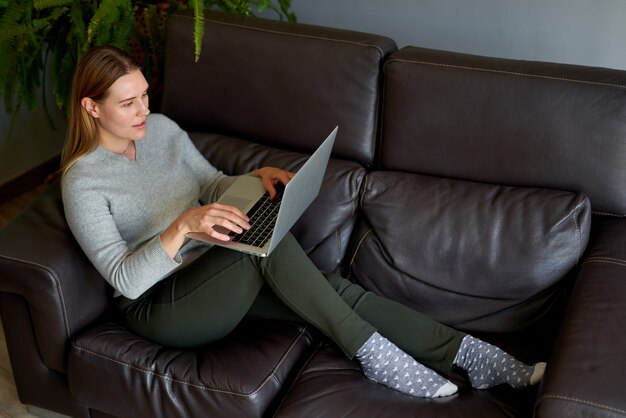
<box><xmin>62</xmin><ymin>114</ymin><xmax>236</xmax><ymax>299</ymax></box>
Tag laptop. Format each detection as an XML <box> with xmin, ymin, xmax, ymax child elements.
<box><xmin>188</xmin><ymin>126</ymin><xmax>338</xmax><ymax>257</ymax></box>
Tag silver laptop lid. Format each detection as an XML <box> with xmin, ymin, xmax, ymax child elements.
<box><xmin>188</xmin><ymin>126</ymin><xmax>338</xmax><ymax>257</ymax></box>
<box><xmin>266</xmin><ymin>126</ymin><xmax>338</xmax><ymax>255</ymax></box>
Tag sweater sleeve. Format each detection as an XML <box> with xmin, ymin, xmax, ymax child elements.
<box><xmin>62</xmin><ymin>173</ymin><xmax>181</xmax><ymax>299</ymax></box>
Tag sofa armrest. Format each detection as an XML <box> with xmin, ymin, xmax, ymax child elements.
<box><xmin>0</xmin><ymin>183</ymin><xmax>111</xmax><ymax>373</ymax></box>
<box><xmin>535</xmin><ymin>216</ymin><xmax>626</xmax><ymax>417</ymax></box>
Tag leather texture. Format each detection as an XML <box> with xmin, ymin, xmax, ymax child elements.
<box><xmin>381</xmin><ymin>46</ymin><xmax>626</xmax><ymax>216</ymax></box>
<box><xmin>0</xmin><ymin>183</ymin><xmax>111</xmax><ymax>373</ymax></box>
<box><xmin>69</xmin><ymin>321</ymin><xmax>313</xmax><ymax>418</ymax></box>
<box><xmin>534</xmin><ymin>216</ymin><xmax>626</xmax><ymax>418</ymax></box>
<box><xmin>0</xmin><ymin>293</ymin><xmax>91</xmax><ymax>417</ymax></box>
<box><xmin>275</xmin><ymin>342</ymin><xmax>539</xmax><ymax>418</ymax></box>
<box><xmin>161</xmin><ymin>12</ymin><xmax>397</xmax><ymax>167</ymax></box>
<box><xmin>348</xmin><ymin>171</ymin><xmax>592</xmax><ymax>333</ymax></box>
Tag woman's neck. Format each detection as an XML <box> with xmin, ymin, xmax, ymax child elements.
<box><xmin>99</xmin><ymin>137</ymin><xmax>135</xmax><ymax>160</ymax></box>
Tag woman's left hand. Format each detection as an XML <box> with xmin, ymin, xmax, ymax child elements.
<box><xmin>252</xmin><ymin>167</ymin><xmax>295</xmax><ymax>200</ymax></box>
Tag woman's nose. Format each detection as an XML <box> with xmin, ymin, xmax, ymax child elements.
<box><xmin>138</xmin><ymin>102</ymin><xmax>150</xmax><ymax>116</ymax></box>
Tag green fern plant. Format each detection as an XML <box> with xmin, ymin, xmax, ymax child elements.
<box><xmin>0</xmin><ymin>0</ymin><xmax>295</xmax><ymax>132</ymax></box>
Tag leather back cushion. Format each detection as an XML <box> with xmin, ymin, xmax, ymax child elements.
<box><xmin>381</xmin><ymin>46</ymin><xmax>626</xmax><ymax>216</ymax></box>
<box><xmin>162</xmin><ymin>12</ymin><xmax>397</xmax><ymax>166</ymax></box>
<box><xmin>348</xmin><ymin>171</ymin><xmax>591</xmax><ymax>333</ymax></box>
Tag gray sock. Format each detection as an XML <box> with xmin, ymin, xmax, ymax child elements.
<box><xmin>453</xmin><ymin>335</ymin><xmax>547</xmax><ymax>389</ymax></box>
<box><xmin>355</xmin><ymin>332</ymin><xmax>457</xmax><ymax>398</ymax></box>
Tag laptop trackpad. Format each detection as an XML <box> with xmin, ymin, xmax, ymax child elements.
<box><xmin>219</xmin><ymin>195</ymin><xmax>253</xmax><ymax>212</ymax></box>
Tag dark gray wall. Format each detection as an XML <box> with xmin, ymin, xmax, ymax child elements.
<box><xmin>287</xmin><ymin>0</ymin><xmax>626</xmax><ymax>70</ymax></box>
<box><xmin>0</xmin><ymin>59</ymin><xmax>66</xmax><ymax>185</ymax></box>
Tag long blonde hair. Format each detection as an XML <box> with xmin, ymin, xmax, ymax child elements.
<box><xmin>60</xmin><ymin>45</ymin><xmax>140</xmax><ymax>179</ymax></box>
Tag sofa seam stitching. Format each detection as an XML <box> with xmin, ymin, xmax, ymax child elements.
<box><xmin>591</xmin><ymin>210</ymin><xmax>626</xmax><ymax>218</ymax></box>
<box><xmin>175</xmin><ymin>14</ymin><xmax>386</xmax><ymax>58</ymax></box>
<box><xmin>207</xmin><ymin>17</ymin><xmax>386</xmax><ymax>57</ymax></box>
<box><xmin>386</xmin><ymin>58</ymin><xmax>626</xmax><ymax>90</ymax></box>
<box><xmin>348</xmin><ymin>229</ymin><xmax>373</xmax><ymax>277</ymax></box>
<box><xmin>0</xmin><ymin>254</ymin><xmax>71</xmax><ymax>338</ymax></box>
<box><xmin>582</xmin><ymin>257</ymin><xmax>626</xmax><ymax>267</ymax></box>
<box><xmin>70</xmin><ymin>326</ymin><xmax>308</xmax><ymax>398</ymax></box>
<box><xmin>537</xmin><ymin>394</ymin><xmax>626</xmax><ymax>415</ymax></box>
<box><xmin>270</xmin><ymin>340</ymin><xmax>320</xmax><ymax>418</ymax></box>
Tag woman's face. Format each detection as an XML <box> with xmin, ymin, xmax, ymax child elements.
<box><xmin>86</xmin><ymin>69</ymin><xmax>150</xmax><ymax>148</ymax></box>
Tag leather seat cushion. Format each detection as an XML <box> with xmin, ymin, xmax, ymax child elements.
<box><xmin>68</xmin><ymin>320</ymin><xmax>313</xmax><ymax>418</ymax></box>
<box><xmin>273</xmin><ymin>342</ymin><xmax>538</xmax><ymax>417</ymax></box>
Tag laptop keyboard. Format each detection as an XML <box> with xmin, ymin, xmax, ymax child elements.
<box><xmin>229</xmin><ymin>192</ymin><xmax>282</xmax><ymax>248</ymax></box>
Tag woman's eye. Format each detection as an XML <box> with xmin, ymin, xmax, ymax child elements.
<box><xmin>123</xmin><ymin>101</ymin><xmax>133</xmax><ymax>107</ymax></box>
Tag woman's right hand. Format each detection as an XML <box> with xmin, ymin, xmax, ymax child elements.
<box><xmin>160</xmin><ymin>203</ymin><xmax>250</xmax><ymax>258</ymax></box>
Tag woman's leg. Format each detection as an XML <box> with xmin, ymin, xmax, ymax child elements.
<box><xmin>117</xmin><ymin>233</ymin><xmax>539</xmax><ymax>394</ymax></box>
<box><xmin>245</xmin><ymin>234</ymin><xmax>458</xmax><ymax>397</ymax></box>
<box><xmin>248</xmin><ymin>236</ymin><xmax>544</xmax><ymax>390</ymax></box>
<box><xmin>115</xmin><ymin>233</ymin><xmax>375</xmax><ymax>354</ymax></box>
<box><xmin>323</xmin><ymin>275</ymin><xmax>545</xmax><ymax>389</ymax></box>
<box><xmin>115</xmin><ymin>246</ymin><xmax>266</xmax><ymax>348</ymax></box>
<box><xmin>324</xmin><ymin>274</ymin><xmax>465</xmax><ymax>376</ymax></box>
<box><xmin>245</xmin><ymin>268</ymin><xmax>465</xmax><ymax>376</ymax></box>
<box><xmin>250</xmin><ymin>233</ymin><xmax>375</xmax><ymax>357</ymax></box>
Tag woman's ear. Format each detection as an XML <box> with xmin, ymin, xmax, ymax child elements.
<box><xmin>81</xmin><ymin>97</ymin><xmax>99</xmax><ymax>118</ymax></box>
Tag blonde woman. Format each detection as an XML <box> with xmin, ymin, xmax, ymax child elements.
<box><xmin>61</xmin><ymin>45</ymin><xmax>545</xmax><ymax>399</ymax></box>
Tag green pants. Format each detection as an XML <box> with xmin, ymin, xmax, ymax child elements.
<box><xmin>115</xmin><ymin>233</ymin><xmax>465</xmax><ymax>375</ymax></box>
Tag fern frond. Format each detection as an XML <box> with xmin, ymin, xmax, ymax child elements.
<box><xmin>13</xmin><ymin>59</ymin><xmax>27</xmax><ymax>112</ymax></box>
<box><xmin>248</xmin><ymin>0</ymin><xmax>295</xmax><ymax>21</ymax></box>
<box><xmin>191</xmin><ymin>0</ymin><xmax>204</xmax><ymax>62</ymax></box>
<box><xmin>0</xmin><ymin>1</ymin><xmax>25</xmax><ymax>41</ymax></box>
<box><xmin>51</xmin><ymin>37</ymin><xmax>75</xmax><ymax>112</ymax></box>
<box><xmin>88</xmin><ymin>0</ymin><xmax>132</xmax><ymax>46</ymax></box>
<box><xmin>0</xmin><ymin>38</ymin><xmax>17</xmax><ymax>109</ymax></box>
<box><xmin>0</xmin><ymin>40</ymin><xmax>12</xmax><ymax>93</ymax></box>
<box><xmin>30</xmin><ymin>5</ymin><xmax>68</xmax><ymax>34</ymax></box>
<box><xmin>140</xmin><ymin>5</ymin><xmax>160</xmax><ymax>75</ymax></box>
<box><xmin>278</xmin><ymin>0</ymin><xmax>296</xmax><ymax>21</ymax></box>
<box><xmin>256</xmin><ymin>0</ymin><xmax>270</xmax><ymax>13</ymax></box>
<box><xmin>106</xmin><ymin>4</ymin><xmax>133</xmax><ymax>49</ymax></box>
<box><xmin>33</xmin><ymin>0</ymin><xmax>72</xmax><ymax>11</ymax></box>
<box><xmin>40</xmin><ymin>47</ymin><xmax>57</xmax><ymax>130</ymax></box>
<box><xmin>223</xmin><ymin>0</ymin><xmax>252</xmax><ymax>15</ymax></box>
<box><xmin>68</xmin><ymin>1</ymin><xmax>87</xmax><ymax>49</ymax></box>
<box><xmin>23</xmin><ymin>46</ymin><xmax>44</xmax><ymax>111</ymax></box>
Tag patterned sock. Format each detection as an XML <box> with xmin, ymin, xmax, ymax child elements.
<box><xmin>355</xmin><ymin>332</ymin><xmax>458</xmax><ymax>398</ymax></box>
<box><xmin>453</xmin><ymin>335</ymin><xmax>547</xmax><ymax>389</ymax></box>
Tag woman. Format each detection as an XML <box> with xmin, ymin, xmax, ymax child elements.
<box><xmin>61</xmin><ymin>45</ymin><xmax>545</xmax><ymax>399</ymax></box>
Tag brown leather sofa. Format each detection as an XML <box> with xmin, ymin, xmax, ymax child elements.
<box><xmin>1</xmin><ymin>11</ymin><xmax>625</xmax><ymax>418</ymax></box>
